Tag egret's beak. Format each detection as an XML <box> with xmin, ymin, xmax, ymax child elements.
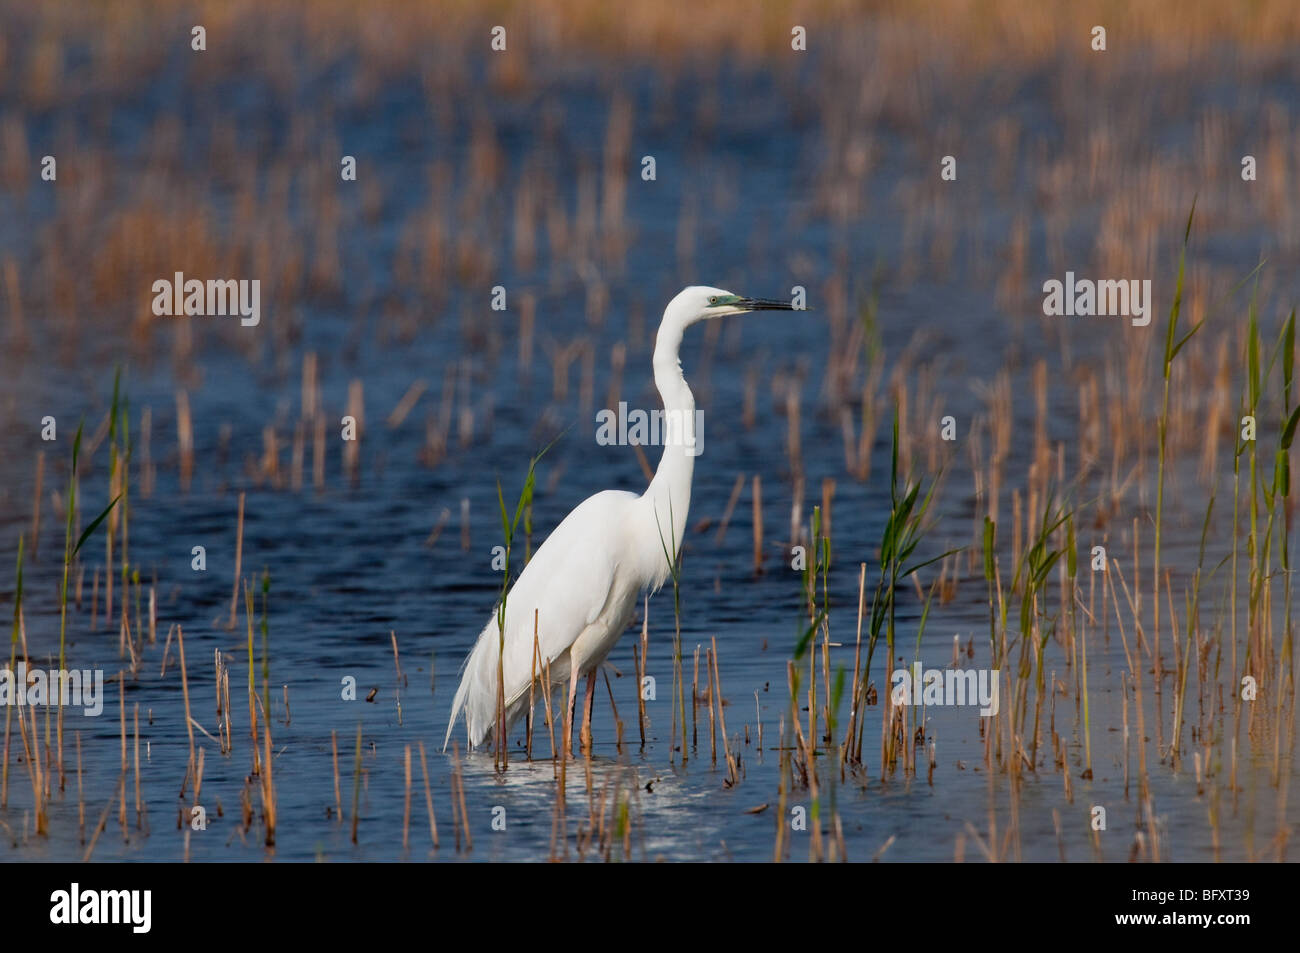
<box><xmin>735</xmin><ymin>296</ymin><xmax>796</xmax><ymax>312</ymax></box>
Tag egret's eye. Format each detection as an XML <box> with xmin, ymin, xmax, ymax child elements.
<box><xmin>708</xmin><ymin>296</ymin><xmax>718</xmax><ymax>305</ymax></box>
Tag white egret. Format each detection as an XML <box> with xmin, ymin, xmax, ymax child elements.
<box><xmin>443</xmin><ymin>286</ymin><xmax>794</xmax><ymax>753</ymax></box>
<box><xmin>444</xmin><ymin>286</ymin><xmax>790</xmax><ymax>754</ymax></box>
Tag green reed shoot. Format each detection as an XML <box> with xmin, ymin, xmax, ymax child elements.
<box><xmin>3</xmin><ymin>536</ymin><xmax>23</xmax><ymax>807</ymax></box>
<box><xmin>1155</xmin><ymin>201</ymin><xmax>1200</xmax><ymax>654</ymax></box>
<box><xmin>862</xmin><ymin>409</ymin><xmax>956</xmax><ymax>692</ymax></box>
<box><xmin>260</xmin><ymin>569</ymin><xmax>271</xmax><ymax>717</ymax></box>
<box><xmin>849</xmin><ymin>407</ymin><xmax>958</xmax><ymax>764</ymax></box>
<box><xmin>1172</xmin><ymin>487</ymin><xmax>1216</xmax><ymax>764</ymax></box>
<box><xmin>493</xmin><ymin>438</ymin><xmax>555</xmax><ymax>764</ymax></box>
<box><xmin>59</xmin><ymin>421</ymin><xmax>121</xmax><ymax>780</ymax></box>
<box><xmin>1010</xmin><ymin>490</ymin><xmax>1069</xmax><ymax>766</ymax></box>
<box><xmin>983</xmin><ymin>516</ymin><xmax>998</xmax><ymax>664</ymax></box>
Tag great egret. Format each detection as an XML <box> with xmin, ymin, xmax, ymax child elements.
<box><xmin>443</xmin><ymin>286</ymin><xmax>794</xmax><ymax>754</ymax></box>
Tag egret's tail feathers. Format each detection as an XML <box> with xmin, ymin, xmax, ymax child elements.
<box><xmin>443</xmin><ymin>615</ymin><xmax>572</xmax><ymax>753</ymax></box>
<box><xmin>441</xmin><ymin>667</ymin><xmax>471</xmax><ymax>753</ymax></box>
<box><xmin>443</xmin><ymin>617</ymin><xmax>499</xmax><ymax>752</ymax></box>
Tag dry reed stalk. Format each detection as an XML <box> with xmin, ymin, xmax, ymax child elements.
<box><xmin>786</xmin><ymin>385</ymin><xmax>803</xmax><ymax>479</ymax></box>
<box><xmin>785</xmin><ymin>660</ymin><xmax>810</xmax><ymax>781</ymax></box>
<box><xmin>133</xmin><ymin>703</ymin><xmax>141</xmax><ymax>828</ymax></box>
<box><xmin>177</xmin><ymin>629</ymin><xmax>196</xmax><ymax>798</ymax></box>
<box><xmin>519</xmin><ymin>294</ymin><xmax>535</xmax><ymax>376</ymax></box>
<box><xmin>291</xmin><ymin>421</ymin><xmax>304</xmax><ymax>492</ymax></box>
<box><xmin>495</xmin><ymin>644</ymin><xmax>507</xmax><ymax>770</ymax></box>
<box><xmin>118</xmin><ymin>673</ymin><xmax>127</xmax><ymax>832</ymax></box>
<box><xmin>159</xmin><ymin>622</ymin><xmax>174</xmax><ymax>677</ymax></box>
<box><xmin>403</xmin><ymin>744</ymin><xmax>412</xmax><ymax>851</ymax></box>
<box><xmin>602</xmin><ymin>669</ymin><xmax>624</xmax><ymax>752</ymax></box>
<box><xmin>807</xmin><ymin>615</ymin><xmax>818</xmax><ymax>774</ymax></box>
<box><xmin>4</xmin><ymin>258</ymin><xmax>24</xmax><ymax>344</ymax></box>
<box><xmin>541</xmin><ymin>652</ymin><xmax>556</xmax><ymax>767</ymax></box>
<box><xmin>713</xmin><ymin>472</ymin><xmax>746</xmax><ymax>546</ymax></box>
<box><xmin>707</xmin><ymin>648</ymin><xmax>717</xmax><ymax>764</ymax></box>
<box><xmin>228</xmin><ymin>493</ymin><xmax>244</xmax><ymax>630</ymax></box>
<box><xmin>387</xmin><ymin>379</ymin><xmax>427</xmax><ymax>429</ymax></box>
<box><xmin>1111</xmin><ymin>560</ymin><xmax>1150</xmax><ymax>800</ymax></box>
<box><xmin>774</xmin><ymin>713</ymin><xmax>788</xmax><ymax>862</ymax></box>
<box><xmin>632</xmin><ymin>639</ymin><xmax>644</xmax><ymax>748</ymax></box>
<box><xmin>637</xmin><ymin>597</ymin><xmax>648</xmax><ymax>749</ymax></box>
<box><xmin>391</xmin><ymin>630</ymin><xmax>403</xmax><ymax>725</ymax></box>
<box><xmin>16</xmin><ymin>682</ymin><xmax>45</xmax><ymax>834</ymax></box>
<box><xmin>712</xmin><ymin>636</ymin><xmax>737</xmax><ymax>786</ymax></box>
<box><xmin>528</xmin><ymin>619</ymin><xmax>539</xmax><ymax>760</ymax></box>
<box><xmin>193</xmin><ymin>746</ymin><xmax>205</xmax><ymax>812</ymax></box>
<box><xmin>260</xmin><ymin>426</ymin><xmax>281</xmax><ymax>487</ymax></box>
<box><xmin>418</xmin><ymin>740</ymin><xmax>439</xmax><ymax>849</ymax></box>
<box><xmin>790</xmin><ymin>472</ymin><xmax>804</xmax><ymax>554</ymax></box>
<box><xmin>176</xmin><ymin>389</ymin><xmax>193</xmax><ymax>492</ymax></box>
<box><xmin>344</xmin><ymin>379</ymin><xmax>364</xmax><ymax>484</ymax></box>
<box><xmin>30</xmin><ymin>451</ymin><xmax>42</xmax><ymax>560</ymax></box>
<box><xmin>223</xmin><ymin>663</ymin><xmax>232</xmax><ymax>747</ymax></box>
<box><xmin>458</xmin><ymin>361</ymin><xmax>474</xmax><ymax>446</ymax></box>
<box><xmin>350</xmin><ymin>723</ymin><xmax>362</xmax><ymax>844</ymax></box>
<box><xmin>424</xmin><ymin>507</ymin><xmax>450</xmax><ymax>547</ymax></box>
<box><xmin>692</xmin><ymin>645</ymin><xmax>700</xmax><ymax>751</ymax></box>
<box><xmin>260</xmin><ymin>704</ymin><xmax>275</xmax><ymax>846</ymax></box>
<box><xmin>214</xmin><ymin>649</ymin><xmax>225</xmax><ymax>753</ymax></box>
<box><xmin>331</xmin><ymin>729</ymin><xmax>341</xmax><ymax>820</ymax></box>
<box><xmin>452</xmin><ymin>741</ymin><xmax>472</xmax><ymax>851</ymax></box>
<box><xmin>105</xmin><ymin>468</ymin><xmax>115</xmax><ymax>628</ymax></box>
<box><xmin>76</xmin><ymin>731</ymin><xmax>84</xmax><ymax>842</ymax></box>
<box><xmin>119</xmin><ymin>609</ymin><xmax>139</xmax><ymax>673</ymax></box>
<box><xmin>313</xmin><ymin>413</ymin><xmax>326</xmax><ymax>491</ymax></box>
<box><xmin>140</xmin><ymin>406</ymin><xmax>154</xmax><ymax>498</ymax></box>
<box><xmin>820</xmin><ymin>623</ymin><xmax>831</xmax><ymax>754</ymax></box>
<box><xmin>1</xmin><ymin>688</ymin><xmax>9</xmax><ymax>810</ymax></box>
<box><xmin>243</xmin><ymin>581</ymin><xmax>259</xmax><ymax>774</ymax></box>
<box><xmin>752</xmin><ymin>475</ymin><xmax>763</xmax><ymax>573</ymax></box>
<box><xmin>83</xmin><ymin>773</ymin><xmax>125</xmax><ymax>863</ymax></box>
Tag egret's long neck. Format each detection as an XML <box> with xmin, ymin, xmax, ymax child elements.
<box><xmin>642</xmin><ymin>320</ymin><xmax>696</xmax><ymax>556</ymax></box>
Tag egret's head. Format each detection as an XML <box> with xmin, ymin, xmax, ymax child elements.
<box><xmin>670</xmin><ymin>285</ymin><xmax>796</xmax><ymax>325</ymax></box>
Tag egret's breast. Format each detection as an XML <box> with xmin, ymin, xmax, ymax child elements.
<box><xmin>570</xmin><ymin>566</ymin><xmax>642</xmax><ymax>671</ymax></box>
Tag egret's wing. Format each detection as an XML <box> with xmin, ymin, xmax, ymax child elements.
<box><xmin>498</xmin><ymin>489</ymin><xmax>632</xmax><ymax>693</ymax></box>
<box><xmin>444</xmin><ymin>489</ymin><xmax>636</xmax><ymax>748</ymax></box>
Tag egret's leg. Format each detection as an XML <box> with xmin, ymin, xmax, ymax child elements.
<box><xmin>580</xmin><ymin>671</ymin><xmax>597</xmax><ymax>754</ymax></box>
<box><xmin>566</xmin><ymin>665</ymin><xmax>580</xmax><ymax>759</ymax></box>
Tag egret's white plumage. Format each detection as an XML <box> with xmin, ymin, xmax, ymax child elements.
<box><xmin>443</xmin><ymin>286</ymin><xmax>793</xmax><ymax>751</ymax></box>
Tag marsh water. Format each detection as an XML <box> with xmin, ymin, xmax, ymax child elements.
<box><xmin>1</xmin><ymin>8</ymin><xmax>1299</xmax><ymax>862</ymax></box>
